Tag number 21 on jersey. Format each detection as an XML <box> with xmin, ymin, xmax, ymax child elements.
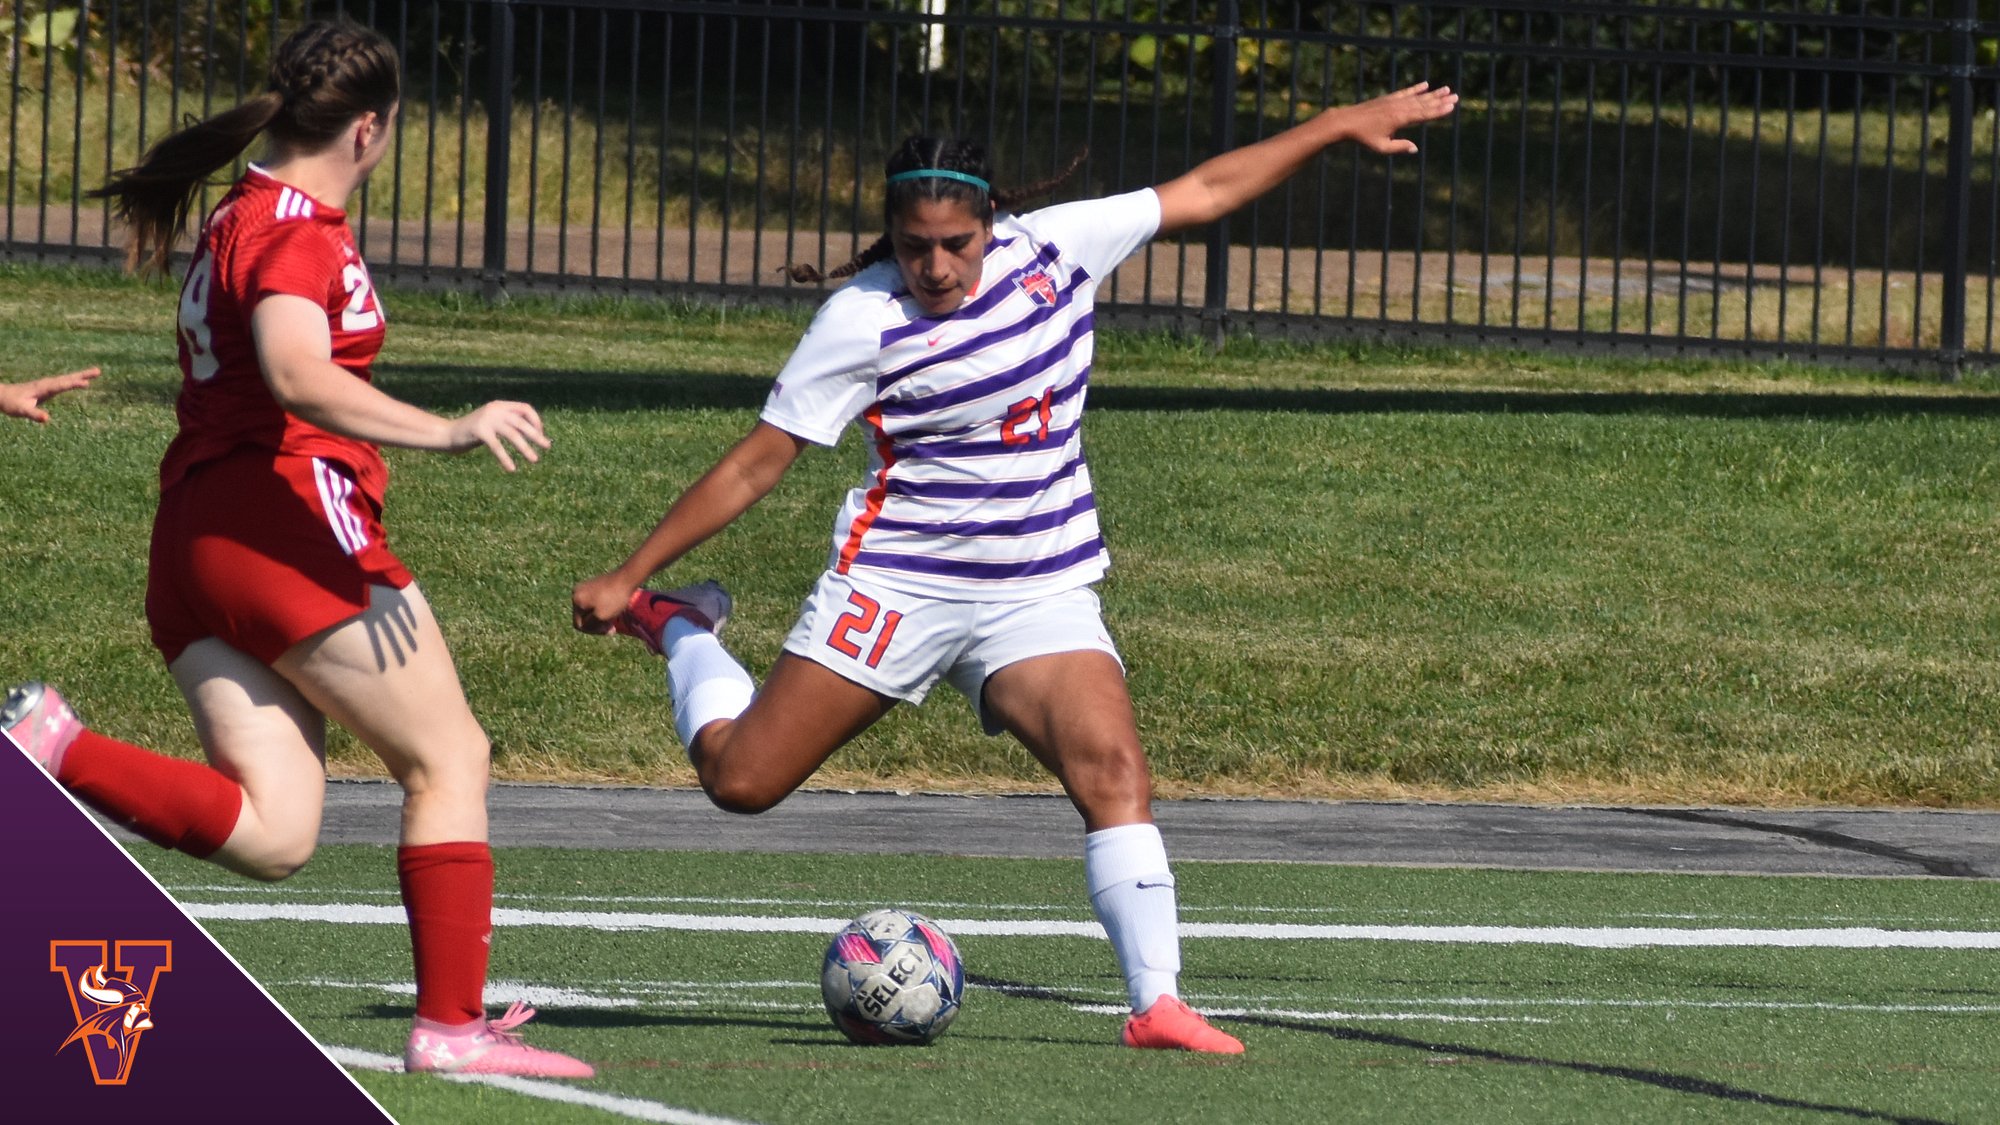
<box><xmin>826</xmin><ymin>591</ymin><xmax>904</xmax><ymax>669</ymax></box>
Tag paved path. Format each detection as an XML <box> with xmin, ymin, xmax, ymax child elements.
<box><xmin>299</xmin><ymin>780</ymin><xmax>2000</xmax><ymax>880</ymax></box>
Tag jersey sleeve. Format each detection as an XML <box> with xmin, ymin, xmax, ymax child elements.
<box><xmin>760</xmin><ymin>287</ymin><xmax>884</xmax><ymax>446</ymax></box>
<box><xmin>238</xmin><ymin>221</ymin><xmax>342</xmax><ymax>309</ymax></box>
<box><xmin>1015</xmin><ymin>188</ymin><xmax>1162</xmax><ymax>278</ymax></box>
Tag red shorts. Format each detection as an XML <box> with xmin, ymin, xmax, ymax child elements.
<box><xmin>147</xmin><ymin>448</ymin><xmax>414</xmax><ymax>666</ymax></box>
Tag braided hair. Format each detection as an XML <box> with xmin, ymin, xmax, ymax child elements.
<box><xmin>91</xmin><ymin>19</ymin><xmax>400</xmax><ymax>275</ymax></box>
<box><xmin>784</xmin><ymin>137</ymin><xmax>1085</xmax><ymax>284</ymax></box>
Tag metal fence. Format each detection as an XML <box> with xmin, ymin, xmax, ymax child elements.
<box><xmin>7</xmin><ymin>0</ymin><xmax>2000</xmax><ymax>372</ymax></box>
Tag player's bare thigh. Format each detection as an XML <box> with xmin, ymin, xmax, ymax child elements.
<box><xmin>981</xmin><ymin>649</ymin><xmax>1154</xmax><ymax>832</ymax></box>
<box><xmin>693</xmin><ymin>650</ymin><xmax>897</xmax><ymax>814</ymax></box>
<box><xmin>273</xmin><ymin>582</ymin><xmax>491</xmax><ymax>845</ymax></box>
<box><xmin>170</xmin><ymin>638</ymin><xmax>328</xmax><ymax>881</ymax></box>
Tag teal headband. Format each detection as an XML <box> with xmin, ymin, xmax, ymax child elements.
<box><xmin>886</xmin><ymin>168</ymin><xmax>991</xmax><ymax>193</ymax></box>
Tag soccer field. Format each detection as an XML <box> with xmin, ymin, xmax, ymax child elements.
<box><xmin>136</xmin><ymin>844</ymin><xmax>1997</xmax><ymax>1124</ymax></box>
<box><xmin>12</xmin><ymin>260</ymin><xmax>2000</xmax><ymax>1120</ymax></box>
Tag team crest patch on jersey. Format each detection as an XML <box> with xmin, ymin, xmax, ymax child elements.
<box><xmin>1017</xmin><ymin>269</ymin><xmax>1058</xmax><ymax>306</ymax></box>
<box><xmin>49</xmin><ymin>940</ymin><xmax>172</xmax><ymax>1086</ymax></box>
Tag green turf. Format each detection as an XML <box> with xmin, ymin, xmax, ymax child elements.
<box><xmin>6</xmin><ymin>261</ymin><xmax>2000</xmax><ymax>804</ymax></box>
<box><xmin>133</xmin><ymin>844</ymin><xmax>1998</xmax><ymax>1124</ymax></box>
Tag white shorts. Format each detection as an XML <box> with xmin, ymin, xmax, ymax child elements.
<box><xmin>783</xmin><ymin>570</ymin><xmax>1124</xmax><ymax>734</ymax></box>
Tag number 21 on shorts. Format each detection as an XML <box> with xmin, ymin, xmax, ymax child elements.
<box><xmin>827</xmin><ymin>591</ymin><xmax>903</xmax><ymax>669</ymax></box>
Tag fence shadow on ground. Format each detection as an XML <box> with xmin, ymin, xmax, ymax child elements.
<box><xmin>379</xmin><ymin>363</ymin><xmax>2000</xmax><ymax>423</ymax></box>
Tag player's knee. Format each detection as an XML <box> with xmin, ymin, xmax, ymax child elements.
<box><xmin>391</xmin><ymin>730</ymin><xmax>492</xmax><ymax>798</ymax></box>
<box><xmin>695</xmin><ymin>752</ymin><xmax>785</xmax><ymax>815</ymax></box>
<box><xmin>1072</xmin><ymin>742</ymin><xmax>1149</xmax><ymax>790</ymax></box>
<box><xmin>237</xmin><ymin>840</ymin><xmax>316</xmax><ymax>882</ymax></box>
<box><xmin>242</xmin><ymin>856</ymin><xmax>307</xmax><ymax>883</ymax></box>
<box><xmin>1062</xmin><ymin>744</ymin><xmax>1151</xmax><ymax>813</ymax></box>
<box><xmin>700</xmin><ymin>772</ymin><xmax>784</xmax><ymax>815</ymax></box>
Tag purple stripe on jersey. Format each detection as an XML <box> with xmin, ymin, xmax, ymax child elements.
<box><xmin>895</xmin><ymin>414</ymin><xmax>1079</xmax><ymax>460</ymax></box>
<box><xmin>878</xmin><ymin>235</ymin><xmax>1025</xmax><ymax>348</ymax></box>
<box><xmin>884</xmin><ymin>451</ymin><xmax>1086</xmax><ymax>502</ymax></box>
<box><xmin>868</xmin><ymin>492</ymin><xmax>1097</xmax><ymax>538</ymax></box>
<box><xmin>851</xmin><ymin>537</ymin><xmax>1106</xmax><ymax>581</ymax></box>
<box><xmin>892</xmin><ymin>375</ymin><xmax>1088</xmax><ymax>459</ymax></box>
<box><xmin>876</xmin><ymin>242</ymin><xmax>1072</xmax><ymax>388</ymax></box>
<box><xmin>881</xmin><ymin>311</ymin><xmax>1094</xmax><ymax>420</ymax></box>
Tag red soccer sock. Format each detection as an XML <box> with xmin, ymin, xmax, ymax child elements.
<box><xmin>56</xmin><ymin>729</ymin><xmax>244</xmax><ymax>858</ymax></box>
<box><xmin>398</xmin><ymin>841</ymin><xmax>495</xmax><ymax>1026</ymax></box>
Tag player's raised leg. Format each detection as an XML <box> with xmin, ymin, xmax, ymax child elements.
<box><xmin>170</xmin><ymin>640</ymin><xmax>330</xmax><ymax>881</ymax></box>
<box><xmin>616</xmin><ymin>584</ymin><xmax>897</xmax><ymax>813</ymax></box>
<box><xmin>983</xmin><ymin>650</ymin><xmax>1245</xmax><ymax>1055</ymax></box>
<box><xmin>276</xmin><ymin>583</ymin><xmax>592</xmax><ymax>1079</ymax></box>
<box><xmin>4</xmin><ymin>679</ymin><xmax>255</xmax><ymax>867</ymax></box>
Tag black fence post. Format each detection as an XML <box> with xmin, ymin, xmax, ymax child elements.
<box><xmin>482</xmin><ymin>0</ymin><xmax>516</xmax><ymax>303</ymax></box>
<box><xmin>1203</xmin><ymin>0</ymin><xmax>1239</xmax><ymax>350</ymax></box>
<box><xmin>1940</xmin><ymin>0</ymin><xmax>1975</xmax><ymax>378</ymax></box>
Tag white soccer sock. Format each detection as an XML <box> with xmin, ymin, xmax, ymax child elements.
<box><xmin>662</xmin><ymin>617</ymin><xmax>755</xmax><ymax>753</ymax></box>
<box><xmin>1085</xmin><ymin>821</ymin><xmax>1181</xmax><ymax>1013</ymax></box>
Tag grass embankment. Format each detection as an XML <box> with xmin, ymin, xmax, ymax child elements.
<box><xmin>13</xmin><ymin>57</ymin><xmax>1992</xmax><ymax>349</ymax></box>
<box><xmin>3</xmin><ymin>262</ymin><xmax>1999</xmax><ymax>806</ymax></box>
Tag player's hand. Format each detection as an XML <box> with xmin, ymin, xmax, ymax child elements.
<box><xmin>446</xmin><ymin>400</ymin><xmax>550</xmax><ymax>471</ymax></box>
<box><xmin>1336</xmin><ymin>81</ymin><xmax>1458</xmax><ymax>155</ymax></box>
<box><xmin>0</xmin><ymin>367</ymin><xmax>101</xmax><ymax>423</ymax></box>
<box><xmin>573</xmin><ymin>570</ymin><xmax>637</xmax><ymax>634</ymax></box>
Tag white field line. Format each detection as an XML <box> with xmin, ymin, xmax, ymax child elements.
<box><xmin>295</xmin><ymin>978</ymin><xmax>1551</xmax><ymax>1026</ymax></box>
<box><xmin>327</xmin><ymin>1046</ymin><xmax>759</xmax><ymax>1125</ymax></box>
<box><xmin>164</xmin><ymin>885</ymin><xmax>2000</xmax><ymax>927</ymax></box>
<box><xmin>183</xmin><ymin>900</ymin><xmax>2000</xmax><ymax>949</ymax></box>
<box><xmin>289</xmin><ymin>975</ymin><xmax>2000</xmax><ymax>1023</ymax></box>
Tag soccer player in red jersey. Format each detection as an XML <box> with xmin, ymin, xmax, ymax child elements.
<box><xmin>4</xmin><ymin>20</ymin><xmax>589</xmax><ymax>1079</ymax></box>
<box><xmin>0</xmin><ymin>366</ymin><xmax>99</xmax><ymax>423</ymax></box>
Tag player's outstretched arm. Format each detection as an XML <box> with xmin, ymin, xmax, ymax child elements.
<box><xmin>0</xmin><ymin>367</ymin><xmax>101</xmax><ymax>423</ymax></box>
<box><xmin>572</xmin><ymin>421</ymin><xmax>808</xmax><ymax>634</ymax></box>
<box><xmin>1153</xmin><ymin>81</ymin><xmax>1458</xmax><ymax>236</ymax></box>
<box><xmin>251</xmin><ymin>295</ymin><xmax>549</xmax><ymax>470</ymax></box>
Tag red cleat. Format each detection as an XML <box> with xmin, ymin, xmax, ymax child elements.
<box><xmin>614</xmin><ymin>581</ymin><xmax>732</xmax><ymax>656</ymax></box>
<box><xmin>1120</xmin><ymin>996</ymin><xmax>1245</xmax><ymax>1054</ymax></box>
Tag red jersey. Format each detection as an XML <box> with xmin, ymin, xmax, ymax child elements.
<box><xmin>159</xmin><ymin>165</ymin><xmax>389</xmax><ymax>501</ymax></box>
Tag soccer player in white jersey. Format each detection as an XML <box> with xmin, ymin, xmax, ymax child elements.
<box><xmin>574</xmin><ymin>81</ymin><xmax>1459</xmax><ymax>1054</ymax></box>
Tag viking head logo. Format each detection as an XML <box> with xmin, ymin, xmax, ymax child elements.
<box><xmin>50</xmin><ymin>941</ymin><xmax>172</xmax><ymax>1085</ymax></box>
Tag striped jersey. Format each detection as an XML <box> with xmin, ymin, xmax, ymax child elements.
<box><xmin>159</xmin><ymin>165</ymin><xmax>390</xmax><ymax>502</ymax></box>
<box><xmin>762</xmin><ymin>188</ymin><xmax>1160</xmax><ymax>602</ymax></box>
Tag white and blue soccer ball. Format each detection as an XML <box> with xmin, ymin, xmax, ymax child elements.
<box><xmin>820</xmin><ymin>907</ymin><xmax>965</xmax><ymax>1045</ymax></box>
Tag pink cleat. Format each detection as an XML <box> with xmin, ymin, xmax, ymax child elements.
<box><xmin>1120</xmin><ymin>996</ymin><xmax>1245</xmax><ymax>1055</ymax></box>
<box><xmin>2</xmin><ymin>681</ymin><xmax>83</xmax><ymax>774</ymax></box>
<box><xmin>614</xmin><ymin>581</ymin><xmax>732</xmax><ymax>656</ymax></box>
<box><xmin>405</xmin><ymin>1001</ymin><xmax>594</xmax><ymax>1079</ymax></box>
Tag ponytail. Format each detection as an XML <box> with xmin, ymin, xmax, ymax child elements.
<box><xmin>90</xmin><ymin>18</ymin><xmax>400</xmax><ymax>277</ymax></box>
<box><xmin>91</xmin><ymin>94</ymin><xmax>283</xmax><ymax>275</ymax></box>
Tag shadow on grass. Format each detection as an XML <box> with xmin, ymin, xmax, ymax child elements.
<box><xmin>379</xmin><ymin>363</ymin><xmax>2000</xmax><ymax>423</ymax></box>
<box><xmin>970</xmin><ymin>975</ymin><xmax>1946</xmax><ymax>1125</ymax></box>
